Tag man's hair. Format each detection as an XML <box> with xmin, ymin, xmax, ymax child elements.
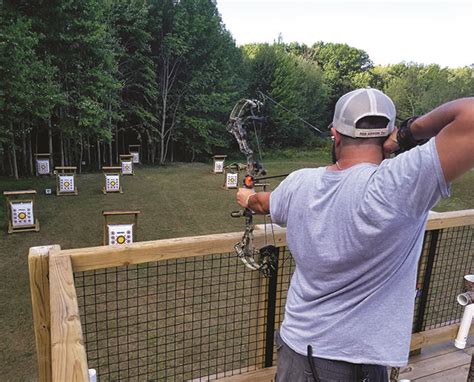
<box><xmin>340</xmin><ymin>116</ymin><xmax>389</xmax><ymax>145</ymax></box>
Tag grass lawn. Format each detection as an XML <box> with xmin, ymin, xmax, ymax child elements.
<box><xmin>0</xmin><ymin>151</ymin><xmax>472</xmax><ymax>381</ymax></box>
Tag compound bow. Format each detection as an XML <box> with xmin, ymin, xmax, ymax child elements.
<box><xmin>226</xmin><ymin>98</ymin><xmax>279</xmax><ymax>277</ymax></box>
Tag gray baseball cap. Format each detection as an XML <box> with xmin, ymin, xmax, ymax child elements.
<box><xmin>331</xmin><ymin>88</ymin><xmax>396</xmax><ymax>138</ymax></box>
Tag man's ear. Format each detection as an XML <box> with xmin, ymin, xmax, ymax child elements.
<box><xmin>331</xmin><ymin>127</ymin><xmax>341</xmax><ymax>145</ymax></box>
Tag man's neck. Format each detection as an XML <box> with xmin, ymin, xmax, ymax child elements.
<box><xmin>330</xmin><ymin>146</ymin><xmax>384</xmax><ymax>171</ymax></box>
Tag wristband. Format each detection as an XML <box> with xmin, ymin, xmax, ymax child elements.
<box><xmin>396</xmin><ymin>116</ymin><xmax>428</xmax><ymax>151</ymax></box>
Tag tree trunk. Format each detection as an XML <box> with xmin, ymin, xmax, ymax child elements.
<box><xmin>0</xmin><ymin>152</ymin><xmax>5</xmax><ymax>174</ymax></box>
<box><xmin>64</xmin><ymin>138</ymin><xmax>69</xmax><ymax>166</ymax></box>
<box><xmin>79</xmin><ymin>135</ymin><xmax>83</xmax><ymax>174</ymax></box>
<box><xmin>87</xmin><ymin>137</ymin><xmax>91</xmax><ymax>166</ymax></box>
<box><xmin>8</xmin><ymin>148</ymin><xmax>14</xmax><ymax>176</ymax></box>
<box><xmin>28</xmin><ymin>133</ymin><xmax>34</xmax><ymax>175</ymax></box>
<box><xmin>115</xmin><ymin>126</ymin><xmax>119</xmax><ymax>163</ymax></box>
<box><xmin>60</xmin><ymin>132</ymin><xmax>65</xmax><ymax>166</ymax></box>
<box><xmin>22</xmin><ymin>131</ymin><xmax>28</xmax><ymax>174</ymax></box>
<box><xmin>108</xmin><ymin>102</ymin><xmax>113</xmax><ymax>166</ymax></box>
<box><xmin>48</xmin><ymin>118</ymin><xmax>54</xmax><ymax>169</ymax></box>
<box><xmin>11</xmin><ymin>135</ymin><xmax>19</xmax><ymax>180</ymax></box>
<box><xmin>35</xmin><ymin>127</ymin><xmax>38</xmax><ymax>157</ymax></box>
<box><xmin>108</xmin><ymin>141</ymin><xmax>113</xmax><ymax>166</ymax></box>
<box><xmin>97</xmin><ymin>139</ymin><xmax>101</xmax><ymax>170</ymax></box>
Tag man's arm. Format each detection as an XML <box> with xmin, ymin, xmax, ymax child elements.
<box><xmin>384</xmin><ymin>97</ymin><xmax>474</xmax><ymax>183</ymax></box>
<box><xmin>236</xmin><ymin>188</ymin><xmax>271</xmax><ymax>214</ymax></box>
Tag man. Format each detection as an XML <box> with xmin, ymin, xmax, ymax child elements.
<box><xmin>236</xmin><ymin>89</ymin><xmax>474</xmax><ymax>381</ymax></box>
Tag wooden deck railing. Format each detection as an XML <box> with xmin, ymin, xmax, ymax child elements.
<box><xmin>29</xmin><ymin>210</ymin><xmax>474</xmax><ymax>382</ymax></box>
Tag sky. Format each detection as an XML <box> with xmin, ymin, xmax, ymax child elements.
<box><xmin>216</xmin><ymin>0</ymin><xmax>474</xmax><ymax>68</ymax></box>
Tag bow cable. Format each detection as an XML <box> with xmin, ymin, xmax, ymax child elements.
<box><xmin>257</xmin><ymin>91</ymin><xmax>325</xmax><ymax>134</ymax></box>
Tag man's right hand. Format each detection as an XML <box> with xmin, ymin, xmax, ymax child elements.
<box><xmin>383</xmin><ymin>128</ymin><xmax>400</xmax><ymax>158</ymax></box>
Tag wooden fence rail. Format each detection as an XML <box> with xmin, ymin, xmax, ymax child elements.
<box><xmin>29</xmin><ymin>210</ymin><xmax>474</xmax><ymax>382</ymax></box>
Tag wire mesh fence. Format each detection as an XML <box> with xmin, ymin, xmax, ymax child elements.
<box><xmin>75</xmin><ymin>253</ymin><xmax>269</xmax><ymax>381</ymax></box>
<box><xmin>413</xmin><ymin>226</ymin><xmax>473</xmax><ymax>331</ymax></box>
<box><xmin>74</xmin><ymin>224</ymin><xmax>472</xmax><ymax>381</ymax></box>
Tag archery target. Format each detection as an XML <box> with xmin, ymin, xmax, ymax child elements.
<box><xmin>36</xmin><ymin>159</ymin><xmax>50</xmax><ymax>175</ymax></box>
<box><xmin>214</xmin><ymin>160</ymin><xmax>224</xmax><ymax>173</ymax></box>
<box><xmin>108</xmin><ymin>224</ymin><xmax>133</xmax><ymax>245</ymax></box>
<box><xmin>226</xmin><ymin>173</ymin><xmax>238</xmax><ymax>188</ymax></box>
<box><xmin>131</xmin><ymin>152</ymin><xmax>139</xmax><ymax>164</ymax></box>
<box><xmin>59</xmin><ymin>175</ymin><xmax>75</xmax><ymax>192</ymax></box>
<box><xmin>11</xmin><ymin>201</ymin><xmax>34</xmax><ymax>227</ymax></box>
<box><xmin>121</xmin><ymin>161</ymin><xmax>133</xmax><ymax>175</ymax></box>
<box><xmin>105</xmin><ymin>174</ymin><xmax>120</xmax><ymax>192</ymax></box>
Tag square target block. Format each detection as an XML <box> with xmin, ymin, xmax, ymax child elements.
<box><xmin>131</xmin><ymin>152</ymin><xmax>139</xmax><ymax>164</ymax></box>
<box><xmin>108</xmin><ymin>224</ymin><xmax>134</xmax><ymax>246</ymax></box>
<box><xmin>59</xmin><ymin>175</ymin><xmax>75</xmax><ymax>193</ymax></box>
<box><xmin>226</xmin><ymin>173</ymin><xmax>238</xmax><ymax>189</ymax></box>
<box><xmin>105</xmin><ymin>174</ymin><xmax>120</xmax><ymax>192</ymax></box>
<box><xmin>11</xmin><ymin>201</ymin><xmax>34</xmax><ymax>227</ymax></box>
<box><xmin>36</xmin><ymin>159</ymin><xmax>50</xmax><ymax>175</ymax></box>
<box><xmin>121</xmin><ymin>161</ymin><xmax>133</xmax><ymax>175</ymax></box>
<box><xmin>214</xmin><ymin>160</ymin><xmax>224</xmax><ymax>173</ymax></box>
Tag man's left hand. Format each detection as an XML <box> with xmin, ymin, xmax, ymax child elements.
<box><xmin>236</xmin><ymin>188</ymin><xmax>256</xmax><ymax>209</ymax></box>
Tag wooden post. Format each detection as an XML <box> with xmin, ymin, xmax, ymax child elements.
<box><xmin>49</xmin><ymin>252</ymin><xmax>89</xmax><ymax>382</ymax></box>
<box><xmin>29</xmin><ymin>245</ymin><xmax>60</xmax><ymax>382</ymax></box>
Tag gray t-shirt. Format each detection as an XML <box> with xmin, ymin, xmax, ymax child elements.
<box><xmin>270</xmin><ymin>138</ymin><xmax>450</xmax><ymax>367</ymax></box>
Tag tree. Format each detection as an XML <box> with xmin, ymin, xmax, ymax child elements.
<box><xmin>0</xmin><ymin>12</ymin><xmax>62</xmax><ymax>178</ymax></box>
<box><xmin>110</xmin><ymin>0</ymin><xmax>158</xmax><ymax>163</ymax></box>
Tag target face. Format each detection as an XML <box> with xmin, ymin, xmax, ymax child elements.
<box><xmin>11</xmin><ymin>201</ymin><xmax>34</xmax><ymax>227</ymax></box>
<box><xmin>36</xmin><ymin>159</ymin><xmax>50</xmax><ymax>175</ymax></box>
<box><xmin>214</xmin><ymin>160</ymin><xmax>224</xmax><ymax>173</ymax></box>
<box><xmin>105</xmin><ymin>174</ymin><xmax>120</xmax><ymax>192</ymax></box>
<box><xmin>121</xmin><ymin>161</ymin><xmax>133</xmax><ymax>175</ymax></box>
<box><xmin>108</xmin><ymin>224</ymin><xmax>133</xmax><ymax>245</ymax></box>
<box><xmin>59</xmin><ymin>175</ymin><xmax>75</xmax><ymax>192</ymax></box>
<box><xmin>226</xmin><ymin>173</ymin><xmax>238</xmax><ymax>188</ymax></box>
<box><xmin>131</xmin><ymin>152</ymin><xmax>139</xmax><ymax>164</ymax></box>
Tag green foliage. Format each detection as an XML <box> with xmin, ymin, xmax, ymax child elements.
<box><xmin>382</xmin><ymin>63</ymin><xmax>474</xmax><ymax>120</ymax></box>
<box><xmin>0</xmin><ymin>1</ymin><xmax>472</xmax><ymax>175</ymax></box>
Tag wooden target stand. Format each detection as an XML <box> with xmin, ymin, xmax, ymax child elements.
<box><xmin>212</xmin><ymin>155</ymin><xmax>227</xmax><ymax>174</ymax></box>
<box><xmin>120</xmin><ymin>154</ymin><xmax>134</xmax><ymax>176</ymax></box>
<box><xmin>102</xmin><ymin>167</ymin><xmax>123</xmax><ymax>194</ymax></box>
<box><xmin>4</xmin><ymin>190</ymin><xmax>40</xmax><ymax>234</ymax></box>
<box><xmin>223</xmin><ymin>162</ymin><xmax>247</xmax><ymax>190</ymax></box>
<box><xmin>54</xmin><ymin>167</ymin><xmax>78</xmax><ymax>196</ymax></box>
<box><xmin>35</xmin><ymin>153</ymin><xmax>52</xmax><ymax>176</ymax></box>
<box><xmin>103</xmin><ymin>210</ymin><xmax>140</xmax><ymax>246</ymax></box>
<box><xmin>129</xmin><ymin>144</ymin><xmax>141</xmax><ymax>164</ymax></box>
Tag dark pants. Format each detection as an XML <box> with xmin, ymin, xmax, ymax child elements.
<box><xmin>275</xmin><ymin>330</ymin><xmax>388</xmax><ymax>382</ymax></box>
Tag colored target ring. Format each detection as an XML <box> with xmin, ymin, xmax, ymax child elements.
<box><xmin>18</xmin><ymin>212</ymin><xmax>27</xmax><ymax>219</ymax></box>
<box><xmin>116</xmin><ymin>235</ymin><xmax>126</xmax><ymax>244</ymax></box>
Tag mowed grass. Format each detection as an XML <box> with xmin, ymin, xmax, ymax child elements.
<box><xmin>0</xmin><ymin>151</ymin><xmax>472</xmax><ymax>381</ymax></box>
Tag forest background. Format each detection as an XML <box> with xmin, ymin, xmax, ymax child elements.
<box><xmin>1</xmin><ymin>0</ymin><xmax>473</xmax><ymax>179</ymax></box>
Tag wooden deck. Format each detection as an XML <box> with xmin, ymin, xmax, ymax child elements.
<box><xmin>217</xmin><ymin>339</ymin><xmax>473</xmax><ymax>382</ymax></box>
<box><xmin>398</xmin><ymin>339</ymin><xmax>473</xmax><ymax>381</ymax></box>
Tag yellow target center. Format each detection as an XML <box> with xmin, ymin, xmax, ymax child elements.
<box><xmin>18</xmin><ymin>212</ymin><xmax>26</xmax><ymax>219</ymax></box>
<box><xmin>111</xmin><ymin>181</ymin><xmax>116</xmax><ymax>186</ymax></box>
<box><xmin>64</xmin><ymin>182</ymin><xmax>70</xmax><ymax>187</ymax></box>
<box><xmin>116</xmin><ymin>235</ymin><xmax>126</xmax><ymax>244</ymax></box>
